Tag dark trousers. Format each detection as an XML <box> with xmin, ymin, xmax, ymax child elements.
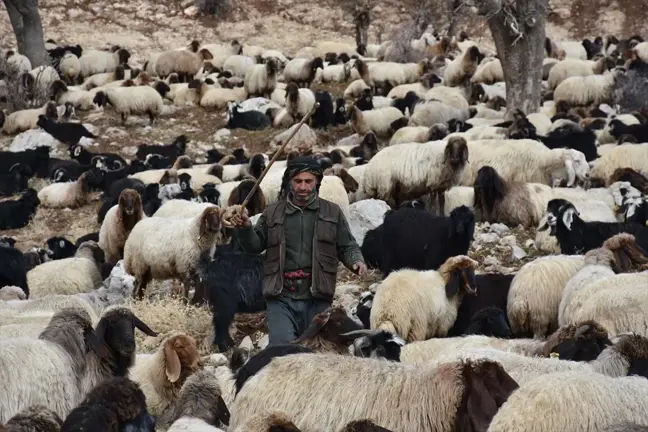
<box><xmin>266</xmin><ymin>296</ymin><xmax>331</xmax><ymax>346</ymax></box>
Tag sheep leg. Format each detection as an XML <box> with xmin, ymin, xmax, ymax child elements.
<box><xmin>121</xmin><ymin>113</ymin><xmax>127</xmax><ymax>126</ymax></box>
<box><xmin>437</xmin><ymin>189</ymin><xmax>446</xmax><ymax>216</ymax></box>
<box><xmin>134</xmin><ymin>270</ymin><xmax>151</xmax><ymax>300</ymax></box>
<box><xmin>147</xmin><ymin>111</ymin><xmax>155</xmax><ymax>125</ymax></box>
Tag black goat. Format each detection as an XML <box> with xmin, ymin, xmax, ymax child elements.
<box><xmin>0</xmin><ymin>163</ymin><xmax>32</xmax><ymax>197</ymax></box>
<box><xmin>231</xmin><ymin>344</ymin><xmax>314</xmax><ymax>394</ymax></box>
<box><xmin>89</xmin><ymin>166</ymin><xmax>128</xmax><ymax>192</ymax></box>
<box><xmin>37</xmin><ymin>115</ymin><xmax>96</xmax><ymax>146</ymax></box>
<box><xmin>47</xmin><ymin>44</ymin><xmax>83</xmax><ymax>62</ymax></box>
<box><xmin>538</xmin><ymin>122</ymin><xmax>598</xmax><ymax>162</ymax></box>
<box><xmin>334</xmin><ymin>98</ymin><xmax>348</xmax><ymax>125</ymax></box>
<box><xmin>227</xmin><ymin>103</ymin><xmax>271</xmax><ymax>130</ymax></box>
<box><xmin>68</xmin><ymin>144</ymin><xmax>127</xmax><ymax>171</ymax></box>
<box><xmin>0</xmin><ymin>188</ymin><xmax>40</xmax><ymax>230</ymax></box>
<box><xmin>392</xmin><ymin>91</ymin><xmax>421</xmax><ymax>116</ymax></box>
<box><xmin>60</xmin><ymin>377</ymin><xmax>155</xmax><ymax>432</ymax></box>
<box><xmin>97</xmin><ymin>178</ymin><xmax>147</xmax><ymax>223</ymax></box>
<box><xmin>608</xmin><ymin>118</ymin><xmax>648</xmax><ymax>143</ymax></box>
<box><xmin>582</xmin><ymin>37</ymin><xmax>603</xmax><ymax>59</ymax></box>
<box><xmin>354</xmin><ymin>88</ymin><xmax>374</xmax><ymax>111</ymax></box>
<box><xmin>344</xmin><ymin>328</ymin><xmax>405</xmax><ymax>361</ymax></box>
<box><xmin>448</xmin><ymin>273</ymin><xmax>514</xmax><ymax>337</ymax></box>
<box><xmin>206</xmin><ymin>149</ymin><xmax>227</xmax><ymax>164</ymax></box>
<box><xmin>352</xmin><ymin>291</ymin><xmax>374</xmax><ymax>329</ymax></box>
<box><xmin>380</xmin><ymin>205</ymin><xmax>475</xmax><ymax>277</ymax></box>
<box><xmin>463</xmin><ymin>307</ymin><xmax>512</xmax><ymax>338</ymax></box>
<box><xmin>203</xmin><ymin>240</ymin><xmax>265</xmax><ymax>352</ymax></box>
<box><xmin>349</xmin><ymin>132</ymin><xmax>379</xmax><ymax>161</ymax></box>
<box><xmin>176</xmin><ymin>173</ymin><xmax>196</xmax><ymax>200</ymax></box>
<box><xmin>76</xmin><ymin>232</ymin><xmax>100</xmax><ymax>246</ymax></box>
<box><xmin>540</xmin><ymin>198</ymin><xmax>648</xmax><ymax>254</ymax></box>
<box><xmin>312</xmin><ymin>91</ymin><xmax>336</xmax><ymax>128</ymax></box>
<box><xmin>361</xmin><ymin>225</ymin><xmax>384</xmax><ymax>269</ymax></box>
<box><xmin>128</xmin><ymin>159</ymin><xmax>149</xmax><ymax>175</ymax></box>
<box><xmin>0</xmin><ymin>146</ymin><xmax>50</xmax><ymax>178</ymax></box>
<box><xmin>142</xmin><ymin>184</ymin><xmax>162</xmax><ymax>216</ymax></box>
<box><xmin>46</xmin><ymin>236</ymin><xmax>77</xmax><ymax>259</ymax></box>
<box><xmin>136</xmin><ymin>134</ymin><xmax>188</xmax><ymax>162</ymax></box>
<box><xmin>48</xmin><ymin>158</ymin><xmax>91</xmax><ymax>182</ymax></box>
<box><xmin>0</xmin><ymin>242</ymin><xmax>29</xmax><ymax>298</ymax></box>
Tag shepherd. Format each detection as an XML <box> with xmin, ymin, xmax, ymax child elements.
<box><xmin>226</xmin><ymin>155</ymin><xmax>367</xmax><ymax>345</ymax></box>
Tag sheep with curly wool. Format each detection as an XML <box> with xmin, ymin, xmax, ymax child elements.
<box><xmin>507</xmin><ymin>254</ymin><xmax>586</xmax><ymax>338</ymax></box>
<box><xmin>230</xmin><ymin>354</ymin><xmax>519</xmax><ymax>432</ymax></box>
<box><xmin>0</xmin><ymin>101</ymin><xmax>58</xmax><ymax>135</ymax></box>
<box><xmin>554</xmin><ymin>69</ymin><xmax>622</xmax><ymax>106</ymax></box>
<box><xmin>244</xmin><ymin>58</ymin><xmax>278</xmax><ymax>98</ymax></box>
<box><xmin>26</xmin><ymin>241</ymin><xmax>103</xmax><ymax>297</ymax></box>
<box><xmin>0</xmin><ymin>306</ymin><xmax>157</xmax><ymax>423</ymax></box>
<box><xmin>78</xmin><ymin>48</ymin><xmax>130</xmax><ymax>78</ymax></box>
<box><xmin>0</xmin><ymin>286</ymin><xmax>26</xmax><ymax>301</ymax></box>
<box><xmin>470</xmin><ymin>58</ymin><xmax>504</xmax><ymax>84</ymax></box>
<box><xmin>283</xmin><ymin>57</ymin><xmax>324</xmax><ymax>88</ymax></box>
<box><xmin>157</xmin><ymin>369</ymin><xmax>230</xmax><ymax>432</ymax></box>
<box><xmin>37</xmin><ymin>170</ymin><xmax>95</xmax><ymax>209</ymax></box>
<box><xmin>130</xmin><ymin>333</ymin><xmax>203</xmax><ymax>417</ymax></box>
<box><xmin>93</xmin><ymin>83</ymin><xmax>165</xmax><ymax>125</ymax></box>
<box><xmin>3</xmin><ymin>405</ymin><xmax>62</xmax><ymax>431</ymax></box>
<box><xmin>370</xmin><ymin>255</ymin><xmax>478</xmax><ymax>341</ymax></box>
<box><xmin>123</xmin><ymin>206</ymin><xmax>224</xmax><ymax>299</ymax></box>
<box><xmin>58</xmin><ymin>52</ymin><xmax>81</xmax><ymax>84</ymax></box>
<box><xmin>98</xmin><ymin>189</ymin><xmax>146</xmax><ymax>265</ymax></box>
<box><xmin>60</xmin><ymin>377</ymin><xmax>155</xmax><ymax>432</ymax></box>
<box><xmin>363</xmin><ymin>137</ymin><xmax>469</xmax><ymax>212</ymax></box>
<box><xmin>488</xmin><ymin>371</ymin><xmax>648</xmax><ymax>432</ymax></box>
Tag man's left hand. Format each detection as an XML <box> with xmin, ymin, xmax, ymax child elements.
<box><xmin>353</xmin><ymin>262</ymin><xmax>368</xmax><ymax>277</ymax></box>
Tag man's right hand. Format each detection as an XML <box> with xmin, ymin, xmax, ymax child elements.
<box><xmin>222</xmin><ymin>205</ymin><xmax>251</xmax><ymax>228</ymax></box>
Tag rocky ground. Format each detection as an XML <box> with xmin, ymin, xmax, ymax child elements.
<box><xmin>0</xmin><ymin>0</ymin><xmax>645</xmax><ymax>355</ymax></box>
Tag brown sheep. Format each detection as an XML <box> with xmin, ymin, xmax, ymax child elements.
<box><xmin>608</xmin><ymin>167</ymin><xmax>648</xmax><ymax>193</ymax></box>
<box><xmin>98</xmin><ymin>188</ymin><xmax>146</xmax><ymax>264</ymax></box>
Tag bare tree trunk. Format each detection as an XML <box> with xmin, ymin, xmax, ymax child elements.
<box><xmin>476</xmin><ymin>0</ymin><xmax>548</xmax><ymax>115</ymax></box>
<box><xmin>354</xmin><ymin>10</ymin><xmax>370</xmax><ymax>49</ymax></box>
<box><xmin>3</xmin><ymin>0</ymin><xmax>48</xmax><ymax>67</ymax></box>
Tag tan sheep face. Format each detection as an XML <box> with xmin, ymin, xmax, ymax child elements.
<box><xmin>199</xmin><ymin>207</ymin><xmax>223</xmax><ymax>236</ymax></box>
<box><xmin>164</xmin><ymin>334</ymin><xmax>203</xmax><ymax>384</ymax></box>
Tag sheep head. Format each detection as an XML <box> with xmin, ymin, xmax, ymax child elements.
<box><xmin>159</xmin><ymin>169</ymin><xmax>179</xmax><ymax>185</ymax></box>
<box><xmin>198</xmin><ymin>207</ymin><xmax>223</xmax><ymax>240</ymax></box>
<box><xmin>162</xmin><ymin>333</ymin><xmax>203</xmax><ymax>384</ymax></box>
<box><xmin>286</xmin><ymin>82</ymin><xmax>299</xmax><ymax>105</ymax></box>
<box><xmin>603</xmin><ymin>233</ymin><xmax>648</xmax><ymax>272</ymax></box>
<box><xmin>341</xmin><ymin>329</ymin><xmax>405</xmax><ymax>361</ymax></box>
<box><xmin>93</xmin><ymin>91</ymin><xmax>109</xmax><ymax>107</ymax></box>
<box><xmin>449</xmin><ymin>205</ymin><xmax>475</xmax><ymax>239</ymax></box>
<box><xmin>542</xmin><ymin>320</ymin><xmax>611</xmax><ymax>361</ymax></box>
<box><xmin>443</xmin><ymin>137</ymin><xmax>469</xmax><ymax>168</ymax></box>
<box><xmin>611</xmin><ymin>333</ymin><xmax>648</xmax><ymax>378</ymax></box>
<box><xmin>473</xmin><ymin>166</ymin><xmax>507</xmax><ymax>216</ymax></box>
<box><xmin>440</xmin><ymin>255</ymin><xmax>478</xmax><ymax>298</ymax></box>
<box><xmin>5</xmin><ymin>405</ymin><xmax>63</xmax><ymax>431</ymax></box>
<box><xmin>118</xmin><ymin>189</ymin><xmax>143</xmax><ymax>230</ymax></box>
<box><xmin>292</xmin><ymin>306</ymin><xmax>363</xmax><ymax>353</ymax></box>
<box><xmin>463</xmin><ymin>306</ymin><xmax>512</xmax><ymax>338</ymax></box>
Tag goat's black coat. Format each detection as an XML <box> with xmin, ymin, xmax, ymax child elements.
<box><xmin>48</xmin><ymin>158</ymin><xmax>91</xmax><ymax>182</ymax></box>
<box><xmin>233</xmin><ymin>344</ymin><xmax>315</xmax><ymax>394</ymax></box>
<box><xmin>136</xmin><ymin>135</ymin><xmax>188</xmax><ymax>162</ymax></box>
<box><xmin>361</xmin><ymin>225</ymin><xmax>384</xmax><ymax>269</ymax></box>
<box><xmin>197</xmin><ymin>183</ymin><xmax>221</xmax><ymax>204</ymax></box>
<box><xmin>46</xmin><ymin>236</ymin><xmax>77</xmax><ymax>259</ymax></box>
<box><xmin>312</xmin><ymin>91</ymin><xmax>336</xmax><ymax>128</ymax></box>
<box><xmin>334</xmin><ymin>98</ymin><xmax>348</xmax><ymax>125</ymax></box>
<box><xmin>0</xmin><ymin>188</ymin><xmax>40</xmax><ymax>230</ymax></box>
<box><xmin>544</xmin><ymin>198</ymin><xmax>648</xmax><ymax>254</ymax></box>
<box><xmin>37</xmin><ymin>115</ymin><xmax>96</xmax><ymax>146</ymax></box>
<box><xmin>380</xmin><ymin>205</ymin><xmax>475</xmax><ymax>276</ymax></box>
<box><xmin>539</xmin><ymin>125</ymin><xmax>598</xmax><ymax>161</ymax></box>
<box><xmin>142</xmin><ymin>184</ymin><xmax>162</xmax><ymax>216</ymax></box>
<box><xmin>69</xmin><ymin>145</ymin><xmax>127</xmax><ymax>172</ymax></box>
<box><xmin>462</xmin><ymin>307</ymin><xmax>512</xmax><ymax>338</ymax></box>
<box><xmin>96</xmin><ymin>178</ymin><xmax>147</xmax><ymax>224</ymax></box>
<box><xmin>0</xmin><ymin>163</ymin><xmax>32</xmax><ymax>197</ymax></box>
<box><xmin>203</xmin><ymin>238</ymin><xmax>265</xmax><ymax>352</ymax></box>
<box><xmin>608</xmin><ymin>119</ymin><xmax>648</xmax><ymax>143</ymax></box>
<box><xmin>0</xmin><ymin>243</ymin><xmax>29</xmax><ymax>297</ymax></box>
<box><xmin>448</xmin><ymin>273</ymin><xmax>514</xmax><ymax>337</ymax></box>
<box><xmin>0</xmin><ymin>146</ymin><xmax>50</xmax><ymax>177</ymax></box>
<box><xmin>76</xmin><ymin>232</ymin><xmax>100</xmax><ymax>247</ymax></box>
<box><xmin>227</xmin><ymin>104</ymin><xmax>271</xmax><ymax>131</ymax></box>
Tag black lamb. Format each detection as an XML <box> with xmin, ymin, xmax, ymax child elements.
<box><xmin>144</xmin><ymin>153</ymin><xmax>173</xmax><ymax>169</ymax></box>
<box><xmin>0</xmin><ymin>242</ymin><xmax>29</xmax><ymax>298</ymax></box>
<box><xmin>135</xmin><ymin>134</ymin><xmax>188</xmax><ymax>162</ymax></box>
<box><xmin>202</xmin><ymin>239</ymin><xmax>265</xmax><ymax>352</ymax></box>
<box><xmin>0</xmin><ymin>188</ymin><xmax>40</xmax><ymax>230</ymax></box>
<box><xmin>608</xmin><ymin>118</ymin><xmax>648</xmax><ymax>143</ymax></box>
<box><xmin>540</xmin><ymin>198</ymin><xmax>648</xmax><ymax>254</ymax></box>
<box><xmin>0</xmin><ymin>146</ymin><xmax>51</xmax><ymax>178</ymax></box>
<box><xmin>206</xmin><ymin>149</ymin><xmax>227</xmax><ymax>164</ymax></box>
<box><xmin>128</xmin><ymin>159</ymin><xmax>148</xmax><ymax>175</ymax></box>
<box><xmin>0</xmin><ymin>163</ymin><xmax>32</xmax><ymax>197</ymax></box>
<box><xmin>448</xmin><ymin>273</ymin><xmax>514</xmax><ymax>337</ymax></box>
<box><xmin>380</xmin><ymin>205</ymin><xmax>475</xmax><ymax>277</ymax></box>
<box><xmin>46</xmin><ymin>236</ymin><xmax>78</xmax><ymax>260</ymax></box>
<box><xmin>227</xmin><ymin>103</ymin><xmax>271</xmax><ymax>130</ymax></box>
<box><xmin>37</xmin><ymin>115</ymin><xmax>96</xmax><ymax>146</ymax></box>
<box><xmin>312</xmin><ymin>90</ymin><xmax>336</xmax><ymax>128</ymax></box>
<box><xmin>60</xmin><ymin>377</ymin><xmax>155</xmax><ymax>432</ymax></box>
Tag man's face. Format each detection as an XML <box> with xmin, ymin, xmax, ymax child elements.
<box><xmin>291</xmin><ymin>171</ymin><xmax>317</xmax><ymax>203</ymax></box>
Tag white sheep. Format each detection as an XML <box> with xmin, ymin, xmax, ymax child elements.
<box><xmin>349</xmin><ymin>105</ymin><xmax>405</xmax><ymax>137</ymax></box>
<box><xmin>27</xmin><ymin>65</ymin><xmax>60</xmax><ymax>97</ymax></box>
<box><xmin>591</xmin><ymin>144</ymin><xmax>648</xmax><ymax>182</ymax></box>
<box><xmin>0</xmin><ymin>101</ymin><xmax>58</xmax><ymax>134</ymax></box>
<box><xmin>59</xmin><ymin>52</ymin><xmax>81</xmax><ymax>84</ymax></box>
<box><xmin>470</xmin><ymin>58</ymin><xmax>503</xmax><ymax>84</ymax></box>
<box><xmin>409</xmin><ymin>101</ymin><xmax>468</xmax><ymax>127</ymax></box>
<box><xmin>5</xmin><ymin>51</ymin><xmax>31</xmax><ymax>74</ymax></box>
<box><xmin>123</xmin><ymin>207</ymin><xmax>223</xmax><ymax>298</ymax></box>
<box><xmin>319</xmin><ymin>175</ymin><xmax>352</xmax><ymax>222</ymax></box>
<box><xmin>547</xmin><ymin>56</ymin><xmax>613</xmax><ymax>89</ymax></box>
<box><xmin>443</xmin><ymin>46</ymin><xmax>482</xmax><ymax>87</ymax></box>
<box><xmin>93</xmin><ymin>84</ymin><xmax>165</xmax><ymax>125</ymax></box>
<box><xmin>155</xmin><ymin>47</ymin><xmax>214</xmax><ymax>79</ymax></box>
<box><xmin>98</xmin><ymin>189</ymin><xmax>146</xmax><ymax>265</ymax></box>
<box><xmin>79</xmin><ymin>47</ymin><xmax>130</xmax><ymax>78</ymax></box>
<box><xmin>389</xmin><ymin>124</ymin><xmax>447</xmax><ymax>145</ymax></box>
<box><xmin>222</xmin><ymin>55</ymin><xmax>257</xmax><ymax>78</ymax></box>
<box><xmin>153</xmin><ymin>199</ymin><xmax>217</xmax><ymax>219</ymax></box>
<box><xmin>192</xmin><ymin>80</ymin><xmax>247</xmax><ymax>109</ymax></box>
<box><xmin>37</xmin><ymin>171</ymin><xmax>94</xmax><ymax>209</ymax></box>
<box><xmin>488</xmin><ymin>372</ymin><xmax>648</xmax><ymax>432</ymax></box>
<box><xmin>283</xmin><ymin>57</ymin><xmax>324</xmax><ymax>87</ymax></box>
<box><xmin>424</xmin><ymin>85</ymin><xmax>470</xmax><ymax>111</ymax></box>
<box><xmin>322</xmin><ymin>63</ymin><xmax>352</xmax><ymax>83</ymax></box>
<box><xmin>507</xmin><ymin>255</ymin><xmax>585</xmax><ymax>338</ymax></box>
<box><xmin>26</xmin><ymin>241</ymin><xmax>103</xmax><ymax>298</ymax></box>
<box><xmin>554</xmin><ymin>69</ymin><xmax>621</xmax><ymax>106</ymax></box>
<box><xmin>50</xmin><ymin>80</ymin><xmax>98</xmax><ymax>111</ymax></box>
<box><xmin>244</xmin><ymin>59</ymin><xmax>278</xmax><ymax>98</ymax></box>
<box><xmin>202</xmin><ymin>41</ymin><xmax>243</xmax><ymax>68</ymax></box>
<box><xmin>344</xmin><ymin>79</ymin><xmax>371</xmax><ymax>98</ymax></box>
<box><xmin>370</xmin><ymin>256</ymin><xmax>478</xmax><ymax>341</ymax></box>
<box><xmin>81</xmin><ymin>65</ymin><xmax>128</xmax><ymax>90</ymax></box>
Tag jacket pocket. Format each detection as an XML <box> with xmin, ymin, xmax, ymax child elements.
<box><xmin>264</xmin><ymin>260</ymin><xmax>280</xmax><ymax>276</ymax></box>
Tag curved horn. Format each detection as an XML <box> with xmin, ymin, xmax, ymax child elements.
<box><xmin>340</xmin><ymin>329</ymin><xmax>381</xmax><ymax>338</ymax></box>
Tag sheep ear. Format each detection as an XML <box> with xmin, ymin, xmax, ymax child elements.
<box><xmin>292</xmin><ymin>309</ymin><xmax>332</xmax><ymax>343</ymax></box>
<box><xmin>164</xmin><ymin>340</ymin><xmax>182</xmax><ymax>383</ymax></box>
<box><xmin>562</xmin><ymin>207</ymin><xmax>577</xmax><ymax>230</ymax></box>
<box><xmin>131</xmin><ymin>314</ymin><xmax>158</xmax><ymax>337</ymax></box>
<box><xmin>564</xmin><ymin>158</ymin><xmax>576</xmax><ymax>187</ymax></box>
<box><xmin>212</xmin><ymin>395</ymin><xmax>230</xmax><ymax>427</ymax></box>
<box><xmin>445</xmin><ymin>270</ymin><xmax>462</xmax><ymax>298</ymax></box>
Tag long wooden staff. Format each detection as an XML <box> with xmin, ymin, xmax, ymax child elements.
<box><xmin>239</xmin><ymin>101</ymin><xmax>321</xmax><ymax>213</ymax></box>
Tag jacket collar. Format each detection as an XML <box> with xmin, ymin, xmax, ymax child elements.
<box><xmin>286</xmin><ymin>194</ymin><xmax>319</xmax><ymax>214</ymax></box>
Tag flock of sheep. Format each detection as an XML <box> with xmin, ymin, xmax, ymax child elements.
<box><xmin>1</xmin><ymin>22</ymin><xmax>648</xmax><ymax>432</ymax></box>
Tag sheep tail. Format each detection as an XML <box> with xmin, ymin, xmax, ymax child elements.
<box><xmin>603</xmin><ymin>233</ymin><xmax>648</xmax><ymax>272</ymax></box>
<box><xmin>438</xmin><ymin>255</ymin><xmax>477</xmax><ymax>283</ymax></box>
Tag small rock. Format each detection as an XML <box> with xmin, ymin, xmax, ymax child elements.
<box><xmin>524</xmin><ymin>239</ymin><xmax>535</xmax><ymax>248</ymax></box>
<box><xmin>257</xmin><ymin>334</ymin><xmax>269</xmax><ymax>349</ymax></box>
<box><xmin>105</xmin><ymin>127</ymin><xmax>129</xmax><ymax>139</ymax></box>
<box><xmin>511</xmin><ymin>245</ymin><xmax>527</xmax><ymax>260</ymax></box>
<box><xmin>239</xmin><ymin>335</ymin><xmax>254</xmax><ymax>350</ymax></box>
<box><xmin>489</xmin><ymin>223</ymin><xmax>510</xmax><ymax>237</ymax></box>
<box><xmin>184</xmin><ymin>5</ymin><xmax>198</xmax><ymax>17</ymax></box>
<box><xmin>477</xmin><ymin>233</ymin><xmax>499</xmax><ymax>244</ymax></box>
<box><xmin>500</xmin><ymin>235</ymin><xmax>517</xmax><ymax>247</ymax></box>
<box><xmin>214</xmin><ymin>128</ymin><xmax>231</xmax><ymax>140</ymax></box>
<box><xmin>10</xmin><ymin>130</ymin><xmax>57</xmax><ymax>151</ymax></box>
<box><xmin>348</xmin><ymin>199</ymin><xmax>391</xmax><ymax>245</ymax></box>
<box><xmin>483</xmin><ymin>256</ymin><xmax>501</xmax><ymax>267</ymax></box>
